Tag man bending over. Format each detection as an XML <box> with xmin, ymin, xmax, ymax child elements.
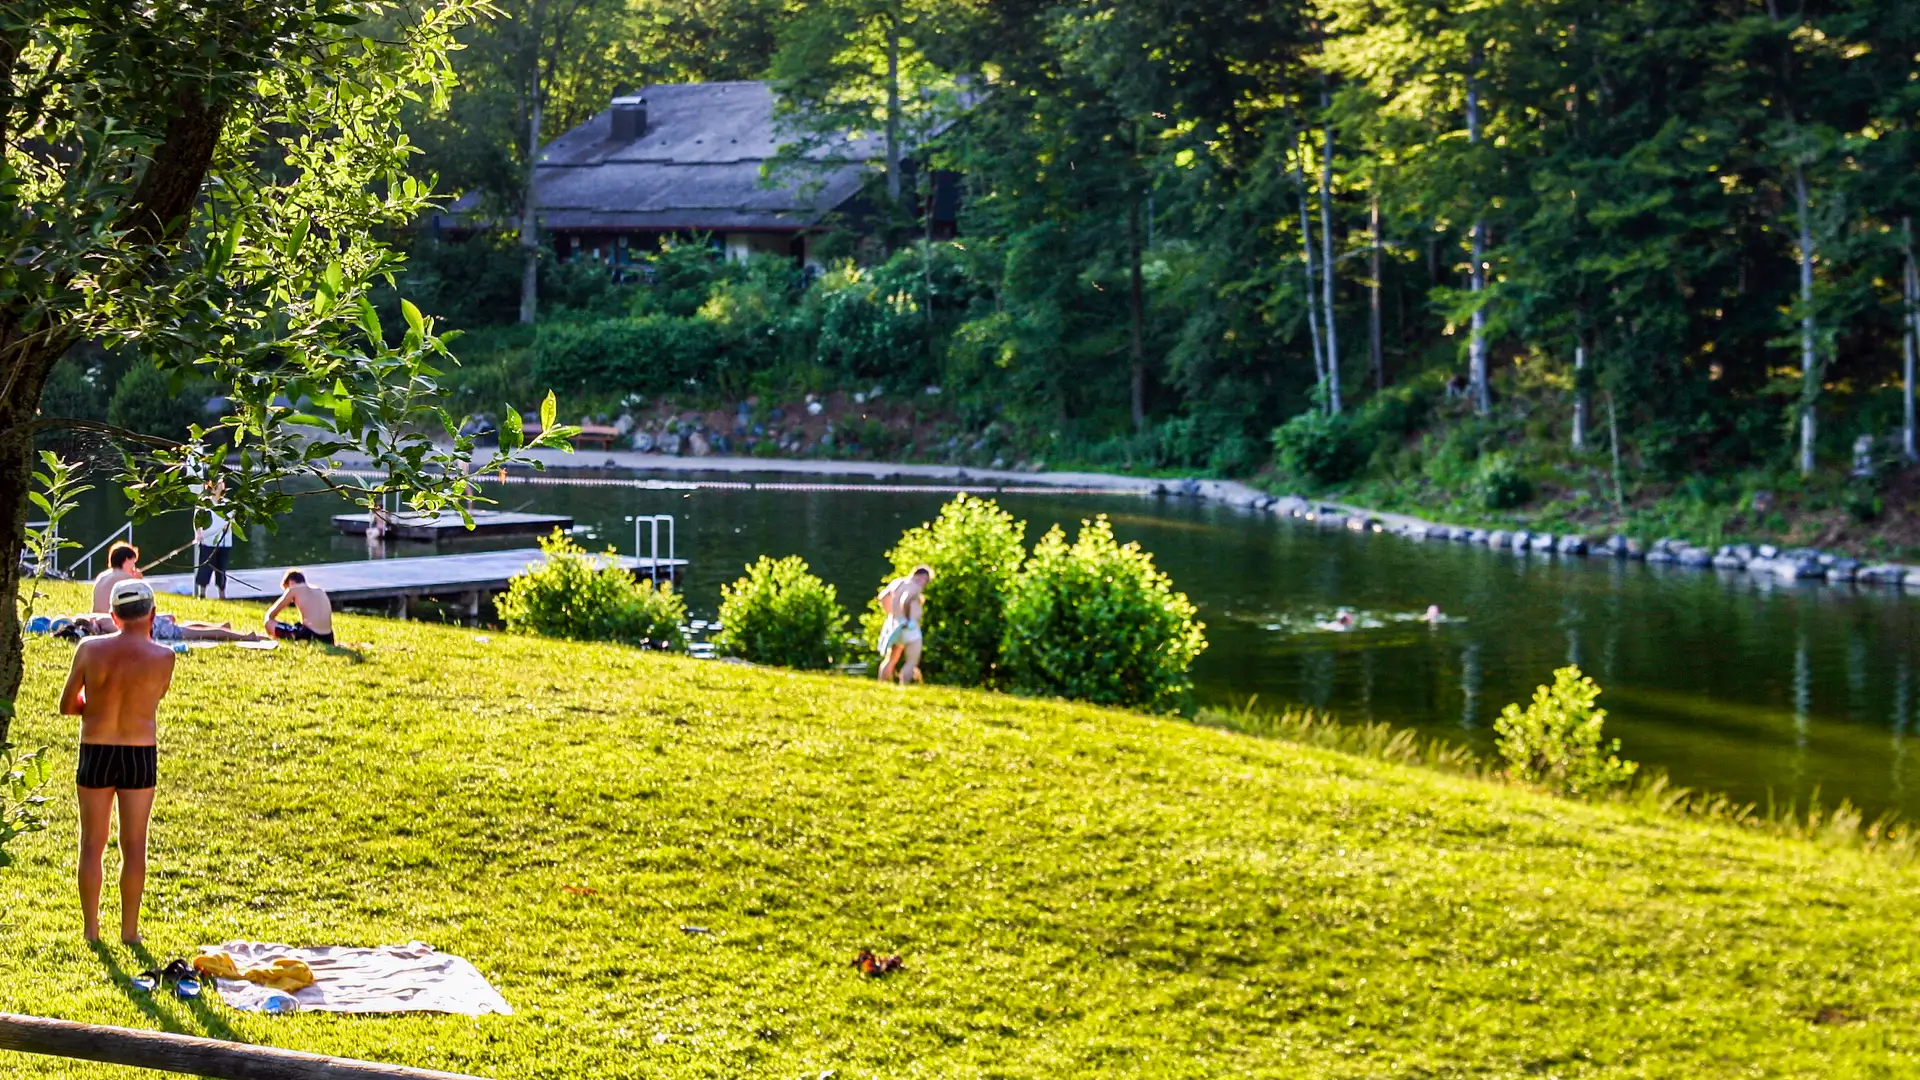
<box><xmin>61</xmin><ymin>579</ymin><xmax>175</xmax><ymax>944</ymax></box>
<box><xmin>264</xmin><ymin>571</ymin><xmax>334</xmax><ymax>645</ymax></box>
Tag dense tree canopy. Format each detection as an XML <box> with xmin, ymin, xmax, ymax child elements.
<box><xmin>407</xmin><ymin>0</ymin><xmax>1918</xmax><ymax>483</ymax></box>
<box><xmin>0</xmin><ymin>0</ymin><xmax>573</xmax><ymax>740</ymax></box>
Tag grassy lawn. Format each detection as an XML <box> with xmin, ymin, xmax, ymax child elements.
<box><xmin>3</xmin><ymin>582</ymin><xmax>1919</xmax><ymax>1077</ymax></box>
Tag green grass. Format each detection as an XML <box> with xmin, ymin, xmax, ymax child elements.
<box><xmin>5</xmin><ymin>581</ymin><xmax>1920</xmax><ymax>1077</ymax></box>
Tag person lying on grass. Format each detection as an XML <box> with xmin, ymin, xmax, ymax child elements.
<box><xmin>264</xmin><ymin>570</ymin><xmax>335</xmax><ymax>645</ymax></box>
<box><xmin>85</xmin><ymin>543</ymin><xmax>263</xmax><ymax>643</ymax></box>
<box><xmin>60</xmin><ymin>578</ymin><xmax>175</xmax><ymax>945</ymax></box>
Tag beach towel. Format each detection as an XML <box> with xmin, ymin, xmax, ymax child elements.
<box><xmin>197</xmin><ymin>941</ymin><xmax>513</xmax><ymax>1015</ymax></box>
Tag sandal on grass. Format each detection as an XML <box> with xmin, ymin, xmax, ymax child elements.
<box><xmin>131</xmin><ymin>971</ymin><xmax>159</xmax><ymax>992</ymax></box>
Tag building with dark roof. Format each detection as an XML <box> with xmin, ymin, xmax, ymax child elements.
<box><xmin>430</xmin><ymin>80</ymin><xmax>959</xmax><ymax>268</ymax></box>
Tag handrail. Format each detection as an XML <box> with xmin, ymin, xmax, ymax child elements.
<box><xmin>633</xmin><ymin>514</ymin><xmax>676</xmax><ymax>583</ymax></box>
<box><xmin>67</xmin><ymin>522</ymin><xmax>132</xmax><ymax>581</ymax></box>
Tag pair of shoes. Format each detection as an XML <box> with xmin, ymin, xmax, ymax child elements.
<box><xmin>133</xmin><ymin>958</ymin><xmax>203</xmax><ymax>1000</ymax></box>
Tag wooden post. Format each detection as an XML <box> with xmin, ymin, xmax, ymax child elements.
<box><xmin>0</xmin><ymin>1012</ymin><xmax>490</xmax><ymax>1079</ymax></box>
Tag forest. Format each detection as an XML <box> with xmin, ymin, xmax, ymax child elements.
<box><xmin>48</xmin><ymin>0</ymin><xmax>1920</xmax><ymax>545</ymax></box>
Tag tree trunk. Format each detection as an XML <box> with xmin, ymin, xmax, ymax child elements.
<box><xmin>885</xmin><ymin>15</ymin><xmax>902</xmax><ymax>213</ymax></box>
<box><xmin>1571</xmin><ymin>341</ymin><xmax>1588</xmax><ymax>452</ymax></box>
<box><xmin>1793</xmin><ymin>160</ymin><xmax>1816</xmax><ymax>476</ymax></box>
<box><xmin>517</xmin><ymin>92</ymin><xmax>542</xmax><ymax>326</ymax></box>
<box><xmin>1369</xmin><ymin>193</ymin><xmax>1383</xmax><ymax>392</ymax></box>
<box><xmin>1318</xmin><ymin>94</ymin><xmax>1340</xmax><ymax>416</ymax></box>
<box><xmin>1606</xmin><ymin>389</ymin><xmax>1626</xmax><ymax>515</ymax></box>
<box><xmin>0</xmin><ymin>358</ymin><xmax>58</xmax><ymax>747</ymax></box>
<box><xmin>1466</xmin><ymin>70</ymin><xmax>1489</xmax><ymax>416</ymax></box>
<box><xmin>1292</xmin><ymin>126</ymin><xmax>1325</xmax><ymax>403</ymax></box>
<box><xmin>1128</xmin><ymin>196</ymin><xmax>1146</xmax><ymax>433</ymax></box>
<box><xmin>1904</xmin><ymin>217</ymin><xmax>1917</xmax><ymax>463</ymax></box>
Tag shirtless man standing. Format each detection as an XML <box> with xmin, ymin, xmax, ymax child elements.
<box><xmin>263</xmin><ymin>570</ymin><xmax>335</xmax><ymax>645</ymax></box>
<box><xmin>875</xmin><ymin>565</ymin><xmax>932</xmax><ymax>685</ymax></box>
<box><xmin>60</xmin><ymin>579</ymin><xmax>175</xmax><ymax>944</ymax></box>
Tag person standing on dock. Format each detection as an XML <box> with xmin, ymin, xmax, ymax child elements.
<box><xmin>193</xmin><ymin>478</ymin><xmax>235</xmax><ymax>601</ymax></box>
<box><xmin>61</xmin><ymin>578</ymin><xmax>175</xmax><ymax>944</ymax></box>
<box><xmin>876</xmin><ymin>566</ymin><xmax>933</xmax><ymax>685</ymax></box>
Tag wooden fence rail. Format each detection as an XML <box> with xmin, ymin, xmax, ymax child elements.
<box><xmin>0</xmin><ymin>1012</ymin><xmax>491</xmax><ymax>1079</ymax></box>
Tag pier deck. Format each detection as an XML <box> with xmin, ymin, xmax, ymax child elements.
<box><xmin>143</xmin><ymin>548</ymin><xmax>684</xmax><ymax>607</ymax></box>
<box><xmin>330</xmin><ymin>509</ymin><xmax>573</xmax><ymax>541</ymax></box>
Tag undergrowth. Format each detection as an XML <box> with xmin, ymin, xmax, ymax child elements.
<box><xmin>1195</xmin><ymin>700</ymin><xmax>1920</xmax><ymax>863</ymax></box>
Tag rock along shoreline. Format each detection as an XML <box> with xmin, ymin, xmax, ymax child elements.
<box><xmin>337</xmin><ymin>446</ymin><xmax>1920</xmax><ymax>596</ymax></box>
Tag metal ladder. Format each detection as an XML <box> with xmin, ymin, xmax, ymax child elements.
<box><xmin>633</xmin><ymin>514</ymin><xmax>675</xmax><ymax>583</ymax></box>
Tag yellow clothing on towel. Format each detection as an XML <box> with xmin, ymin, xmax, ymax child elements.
<box><xmin>193</xmin><ymin>952</ymin><xmax>316</xmax><ymax>992</ymax></box>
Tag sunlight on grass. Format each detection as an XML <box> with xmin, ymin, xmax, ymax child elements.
<box><xmin>3</xmin><ymin>583</ymin><xmax>1919</xmax><ymax>1077</ymax></box>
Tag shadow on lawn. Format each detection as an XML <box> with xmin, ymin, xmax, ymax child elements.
<box><xmin>321</xmin><ymin>643</ymin><xmax>369</xmax><ymax>664</ymax></box>
<box><xmin>89</xmin><ymin>941</ymin><xmax>241</xmax><ymax>1042</ymax></box>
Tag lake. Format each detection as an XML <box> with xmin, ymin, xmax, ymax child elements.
<box><xmin>56</xmin><ymin>467</ymin><xmax>1920</xmax><ymax>820</ymax></box>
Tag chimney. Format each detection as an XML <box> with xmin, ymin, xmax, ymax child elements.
<box><xmin>610</xmin><ymin>95</ymin><xmax>647</xmax><ymax>142</ymax></box>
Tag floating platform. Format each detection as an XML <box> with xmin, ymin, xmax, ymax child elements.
<box><xmin>142</xmin><ymin>548</ymin><xmax>685</xmax><ymax>611</ymax></box>
<box><xmin>330</xmin><ymin>509</ymin><xmax>573</xmax><ymax>541</ymax></box>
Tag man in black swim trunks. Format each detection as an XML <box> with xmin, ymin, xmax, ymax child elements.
<box><xmin>263</xmin><ymin>570</ymin><xmax>335</xmax><ymax>645</ymax></box>
<box><xmin>59</xmin><ymin>579</ymin><xmax>175</xmax><ymax>944</ymax></box>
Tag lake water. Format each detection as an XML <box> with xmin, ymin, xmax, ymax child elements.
<box><xmin>57</xmin><ymin>468</ymin><xmax>1920</xmax><ymax>819</ymax></box>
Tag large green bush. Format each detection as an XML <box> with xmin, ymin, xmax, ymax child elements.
<box><xmin>1001</xmin><ymin>516</ymin><xmax>1207</xmax><ymax>712</ymax></box>
<box><xmin>861</xmin><ymin>494</ymin><xmax>1028</xmax><ymax>688</ymax></box>
<box><xmin>533</xmin><ymin>314</ymin><xmax>722</xmax><ymax>396</ymax></box>
<box><xmin>1271</xmin><ymin>409</ymin><xmax>1368</xmax><ymax>486</ymax></box>
<box><xmin>1475</xmin><ymin>451</ymin><xmax>1534</xmax><ymax>510</ymax></box>
<box><xmin>107</xmin><ymin>362</ymin><xmax>209</xmax><ymax>442</ymax></box>
<box><xmin>498</xmin><ymin>531</ymin><xmax>686</xmax><ymax>649</ymax></box>
<box><xmin>714</xmin><ymin>555</ymin><xmax>848</xmax><ymax>670</ymax></box>
<box><xmin>1494</xmin><ymin>666</ymin><xmax>1638</xmax><ymax>796</ymax></box>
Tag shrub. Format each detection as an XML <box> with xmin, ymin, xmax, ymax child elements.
<box><xmin>1271</xmin><ymin>409</ymin><xmax>1367</xmax><ymax>485</ymax></box>
<box><xmin>498</xmin><ymin>530</ymin><xmax>686</xmax><ymax>649</ymax></box>
<box><xmin>0</xmin><ymin>740</ymin><xmax>51</xmax><ymax>871</ymax></box>
<box><xmin>1475</xmin><ymin>451</ymin><xmax>1534</xmax><ymax>510</ymax></box>
<box><xmin>1494</xmin><ymin>665</ymin><xmax>1638</xmax><ymax>796</ymax></box>
<box><xmin>806</xmin><ymin>260</ymin><xmax>932</xmax><ymax>383</ymax></box>
<box><xmin>862</xmin><ymin>495</ymin><xmax>1027</xmax><ymax>688</ymax></box>
<box><xmin>533</xmin><ymin>315</ymin><xmax>723</xmax><ymax>397</ymax></box>
<box><xmin>1001</xmin><ymin>516</ymin><xmax>1207</xmax><ymax>712</ymax></box>
<box><xmin>714</xmin><ymin>555</ymin><xmax>848</xmax><ymax>670</ymax></box>
<box><xmin>108</xmin><ymin>362</ymin><xmax>209</xmax><ymax>441</ymax></box>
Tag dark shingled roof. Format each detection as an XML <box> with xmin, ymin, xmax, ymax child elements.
<box><xmin>534</xmin><ymin>81</ymin><xmax>883</xmax><ymax>232</ymax></box>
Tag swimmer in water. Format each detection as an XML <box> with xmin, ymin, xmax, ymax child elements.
<box><xmin>1331</xmin><ymin>609</ymin><xmax>1355</xmax><ymax>631</ymax></box>
<box><xmin>1424</xmin><ymin>604</ymin><xmax>1443</xmax><ymax>625</ymax></box>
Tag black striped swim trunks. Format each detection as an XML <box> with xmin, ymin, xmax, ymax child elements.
<box><xmin>75</xmin><ymin>744</ymin><xmax>157</xmax><ymax>790</ymax></box>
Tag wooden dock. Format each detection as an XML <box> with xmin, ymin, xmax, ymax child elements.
<box><xmin>330</xmin><ymin>509</ymin><xmax>573</xmax><ymax>541</ymax></box>
<box><xmin>142</xmin><ymin>548</ymin><xmax>685</xmax><ymax>614</ymax></box>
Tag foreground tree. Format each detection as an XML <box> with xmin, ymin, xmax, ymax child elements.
<box><xmin>0</xmin><ymin>0</ymin><xmax>573</xmax><ymax>742</ymax></box>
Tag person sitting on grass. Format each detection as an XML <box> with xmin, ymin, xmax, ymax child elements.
<box><xmin>91</xmin><ymin>541</ymin><xmax>142</xmax><ymax>614</ymax></box>
<box><xmin>263</xmin><ymin>571</ymin><xmax>334</xmax><ymax>645</ymax></box>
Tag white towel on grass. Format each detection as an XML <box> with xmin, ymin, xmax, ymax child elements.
<box><xmin>201</xmin><ymin>940</ymin><xmax>513</xmax><ymax>1016</ymax></box>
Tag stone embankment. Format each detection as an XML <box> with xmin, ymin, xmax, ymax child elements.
<box><xmin>1249</xmin><ymin>491</ymin><xmax>1920</xmax><ymax>592</ymax></box>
